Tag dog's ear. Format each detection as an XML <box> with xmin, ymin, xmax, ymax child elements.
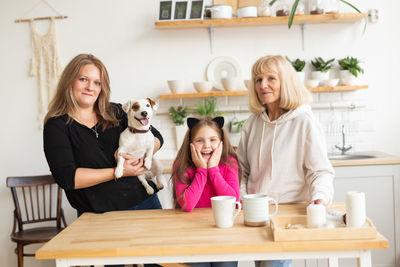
<box><xmin>147</xmin><ymin>98</ymin><xmax>158</xmax><ymax>111</ymax></box>
<box><xmin>122</xmin><ymin>101</ymin><xmax>132</xmax><ymax>113</ymax></box>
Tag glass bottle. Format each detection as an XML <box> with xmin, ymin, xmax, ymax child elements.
<box><xmin>258</xmin><ymin>0</ymin><xmax>272</xmax><ymax>17</ymax></box>
<box><xmin>325</xmin><ymin>0</ymin><xmax>339</xmax><ymax>14</ymax></box>
<box><xmin>308</xmin><ymin>0</ymin><xmax>325</xmax><ymax>15</ymax></box>
<box><xmin>275</xmin><ymin>0</ymin><xmax>289</xmax><ymax>16</ymax></box>
<box><xmin>294</xmin><ymin>0</ymin><xmax>305</xmax><ymax>15</ymax></box>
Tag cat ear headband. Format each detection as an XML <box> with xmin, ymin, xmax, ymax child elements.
<box><xmin>187</xmin><ymin>116</ymin><xmax>225</xmax><ymax>129</ymax></box>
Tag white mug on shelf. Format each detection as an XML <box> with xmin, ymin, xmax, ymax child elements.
<box><xmin>211</xmin><ymin>196</ymin><xmax>241</xmax><ymax>228</ymax></box>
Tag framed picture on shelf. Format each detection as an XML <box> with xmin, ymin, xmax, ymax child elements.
<box><xmin>174</xmin><ymin>1</ymin><xmax>189</xmax><ymax>20</ymax></box>
<box><xmin>189</xmin><ymin>0</ymin><xmax>205</xmax><ymax>20</ymax></box>
<box><xmin>159</xmin><ymin>0</ymin><xmax>173</xmax><ymax>21</ymax></box>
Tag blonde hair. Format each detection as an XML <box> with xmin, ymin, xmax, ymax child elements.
<box><xmin>248</xmin><ymin>55</ymin><xmax>312</xmax><ymax>114</ymax></box>
<box><xmin>44</xmin><ymin>54</ymin><xmax>118</xmax><ymax>130</ymax></box>
<box><xmin>171</xmin><ymin>117</ymin><xmax>241</xmax><ymax>210</ymax></box>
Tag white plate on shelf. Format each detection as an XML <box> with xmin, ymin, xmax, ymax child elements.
<box><xmin>206</xmin><ymin>56</ymin><xmax>242</xmax><ymax>91</ymax></box>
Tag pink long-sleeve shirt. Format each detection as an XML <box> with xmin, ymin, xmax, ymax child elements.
<box><xmin>175</xmin><ymin>156</ymin><xmax>240</xmax><ymax>212</ymax></box>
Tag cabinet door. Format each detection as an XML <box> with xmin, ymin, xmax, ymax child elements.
<box><xmin>334</xmin><ymin>174</ymin><xmax>396</xmax><ymax>267</ymax></box>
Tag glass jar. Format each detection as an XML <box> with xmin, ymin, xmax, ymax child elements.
<box><xmin>308</xmin><ymin>0</ymin><xmax>325</xmax><ymax>15</ymax></box>
<box><xmin>258</xmin><ymin>0</ymin><xmax>272</xmax><ymax>17</ymax></box>
<box><xmin>294</xmin><ymin>0</ymin><xmax>305</xmax><ymax>15</ymax></box>
<box><xmin>325</xmin><ymin>0</ymin><xmax>339</xmax><ymax>14</ymax></box>
<box><xmin>275</xmin><ymin>0</ymin><xmax>289</xmax><ymax>16</ymax></box>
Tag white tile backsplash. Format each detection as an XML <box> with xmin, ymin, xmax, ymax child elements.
<box><xmin>156</xmin><ymin>90</ymin><xmax>376</xmax><ymax>159</ymax></box>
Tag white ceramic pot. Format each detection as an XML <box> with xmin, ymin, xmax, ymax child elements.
<box><xmin>211</xmin><ymin>5</ymin><xmax>232</xmax><ymax>19</ymax></box>
<box><xmin>311</xmin><ymin>71</ymin><xmax>329</xmax><ymax>85</ymax></box>
<box><xmin>237</xmin><ymin>6</ymin><xmax>257</xmax><ymax>18</ymax></box>
<box><xmin>339</xmin><ymin>70</ymin><xmax>356</xmax><ymax>85</ymax></box>
<box><xmin>296</xmin><ymin>71</ymin><xmax>305</xmax><ymax>85</ymax></box>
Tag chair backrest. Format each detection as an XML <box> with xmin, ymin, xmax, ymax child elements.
<box><xmin>7</xmin><ymin>174</ymin><xmax>65</xmax><ymax>232</ymax></box>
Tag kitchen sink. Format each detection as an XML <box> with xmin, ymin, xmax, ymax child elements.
<box><xmin>328</xmin><ymin>154</ymin><xmax>380</xmax><ymax>160</ymax></box>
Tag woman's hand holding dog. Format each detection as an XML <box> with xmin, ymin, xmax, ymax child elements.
<box><xmin>119</xmin><ymin>153</ymin><xmax>146</xmax><ymax>177</ymax></box>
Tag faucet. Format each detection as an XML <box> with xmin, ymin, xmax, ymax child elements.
<box><xmin>335</xmin><ymin>125</ymin><xmax>352</xmax><ymax>154</ymax></box>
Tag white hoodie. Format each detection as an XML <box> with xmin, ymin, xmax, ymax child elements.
<box><xmin>237</xmin><ymin>105</ymin><xmax>334</xmax><ymax>204</ymax></box>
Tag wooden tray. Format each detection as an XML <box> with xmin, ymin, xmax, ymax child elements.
<box><xmin>271</xmin><ymin>215</ymin><xmax>377</xmax><ymax>242</ymax></box>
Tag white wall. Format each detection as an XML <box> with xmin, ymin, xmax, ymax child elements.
<box><xmin>1</xmin><ymin>0</ymin><xmax>400</xmax><ymax>266</ymax></box>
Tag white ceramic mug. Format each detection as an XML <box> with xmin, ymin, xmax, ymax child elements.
<box><xmin>211</xmin><ymin>196</ymin><xmax>241</xmax><ymax>228</ymax></box>
<box><xmin>243</xmin><ymin>194</ymin><xmax>278</xmax><ymax>226</ymax></box>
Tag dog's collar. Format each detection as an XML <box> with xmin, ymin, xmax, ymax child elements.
<box><xmin>128</xmin><ymin>126</ymin><xmax>150</xmax><ymax>134</ymax></box>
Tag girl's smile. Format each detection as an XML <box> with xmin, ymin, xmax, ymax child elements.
<box><xmin>191</xmin><ymin>125</ymin><xmax>221</xmax><ymax>162</ymax></box>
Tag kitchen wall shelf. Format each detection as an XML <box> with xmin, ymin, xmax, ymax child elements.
<box><xmin>158</xmin><ymin>85</ymin><xmax>368</xmax><ymax>99</ymax></box>
<box><xmin>155</xmin><ymin>13</ymin><xmax>366</xmax><ymax>29</ymax></box>
<box><xmin>158</xmin><ymin>90</ymin><xmax>248</xmax><ymax>99</ymax></box>
<box><xmin>155</xmin><ymin>13</ymin><xmax>366</xmax><ymax>52</ymax></box>
<box><xmin>311</xmin><ymin>85</ymin><xmax>368</xmax><ymax>92</ymax></box>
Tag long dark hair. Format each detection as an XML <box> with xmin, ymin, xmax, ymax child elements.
<box><xmin>171</xmin><ymin>117</ymin><xmax>241</xmax><ymax>209</ymax></box>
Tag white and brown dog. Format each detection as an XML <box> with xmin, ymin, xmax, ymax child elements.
<box><xmin>115</xmin><ymin>98</ymin><xmax>163</xmax><ymax>195</ymax></box>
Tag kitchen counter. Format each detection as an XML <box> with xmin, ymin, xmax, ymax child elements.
<box><xmin>160</xmin><ymin>151</ymin><xmax>400</xmax><ymax>174</ymax></box>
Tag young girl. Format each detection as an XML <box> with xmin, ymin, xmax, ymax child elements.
<box><xmin>172</xmin><ymin>116</ymin><xmax>240</xmax><ymax>213</ymax></box>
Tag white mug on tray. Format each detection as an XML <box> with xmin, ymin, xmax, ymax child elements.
<box><xmin>243</xmin><ymin>194</ymin><xmax>278</xmax><ymax>226</ymax></box>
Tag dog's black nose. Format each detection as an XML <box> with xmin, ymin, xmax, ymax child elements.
<box><xmin>141</xmin><ymin>111</ymin><xmax>148</xmax><ymax>117</ymax></box>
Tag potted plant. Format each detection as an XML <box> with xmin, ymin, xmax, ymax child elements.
<box><xmin>268</xmin><ymin>0</ymin><xmax>362</xmax><ymax>29</ymax></box>
<box><xmin>169</xmin><ymin>106</ymin><xmax>188</xmax><ymax>149</ymax></box>
<box><xmin>338</xmin><ymin>56</ymin><xmax>364</xmax><ymax>85</ymax></box>
<box><xmin>287</xmin><ymin>57</ymin><xmax>306</xmax><ymax>84</ymax></box>
<box><xmin>194</xmin><ymin>98</ymin><xmax>224</xmax><ymax>117</ymax></box>
<box><xmin>311</xmin><ymin>57</ymin><xmax>335</xmax><ymax>82</ymax></box>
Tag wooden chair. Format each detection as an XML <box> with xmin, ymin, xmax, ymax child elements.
<box><xmin>7</xmin><ymin>174</ymin><xmax>67</xmax><ymax>267</ymax></box>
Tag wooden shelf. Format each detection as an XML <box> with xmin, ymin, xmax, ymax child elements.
<box><xmin>158</xmin><ymin>90</ymin><xmax>248</xmax><ymax>99</ymax></box>
<box><xmin>155</xmin><ymin>13</ymin><xmax>366</xmax><ymax>29</ymax></box>
<box><xmin>158</xmin><ymin>85</ymin><xmax>368</xmax><ymax>99</ymax></box>
<box><xmin>310</xmin><ymin>85</ymin><xmax>368</xmax><ymax>92</ymax></box>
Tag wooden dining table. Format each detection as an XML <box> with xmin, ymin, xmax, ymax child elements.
<box><xmin>35</xmin><ymin>202</ymin><xmax>388</xmax><ymax>267</ymax></box>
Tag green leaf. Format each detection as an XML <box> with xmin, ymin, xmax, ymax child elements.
<box><xmin>288</xmin><ymin>0</ymin><xmax>299</xmax><ymax>29</ymax></box>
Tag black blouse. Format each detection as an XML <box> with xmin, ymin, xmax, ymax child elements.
<box><xmin>43</xmin><ymin>103</ymin><xmax>164</xmax><ymax>213</ymax></box>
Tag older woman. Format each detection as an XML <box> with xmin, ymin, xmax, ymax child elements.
<box><xmin>237</xmin><ymin>55</ymin><xmax>334</xmax><ymax>267</ymax></box>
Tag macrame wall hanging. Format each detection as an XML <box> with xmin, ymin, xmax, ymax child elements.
<box><xmin>15</xmin><ymin>0</ymin><xmax>68</xmax><ymax>126</ymax></box>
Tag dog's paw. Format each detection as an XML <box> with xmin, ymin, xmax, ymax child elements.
<box><xmin>114</xmin><ymin>166</ymin><xmax>123</xmax><ymax>178</ymax></box>
<box><xmin>145</xmin><ymin>186</ymin><xmax>154</xmax><ymax>195</ymax></box>
<box><xmin>157</xmin><ymin>183</ymin><xmax>164</xmax><ymax>190</ymax></box>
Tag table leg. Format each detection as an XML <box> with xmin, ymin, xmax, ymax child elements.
<box><xmin>357</xmin><ymin>250</ymin><xmax>372</xmax><ymax>267</ymax></box>
<box><xmin>328</xmin><ymin>257</ymin><xmax>338</xmax><ymax>267</ymax></box>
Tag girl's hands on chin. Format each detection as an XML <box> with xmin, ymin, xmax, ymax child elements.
<box><xmin>119</xmin><ymin>153</ymin><xmax>145</xmax><ymax>177</ymax></box>
<box><xmin>190</xmin><ymin>143</ymin><xmax>207</xmax><ymax>169</ymax></box>
<box><xmin>208</xmin><ymin>141</ymin><xmax>222</xmax><ymax>168</ymax></box>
